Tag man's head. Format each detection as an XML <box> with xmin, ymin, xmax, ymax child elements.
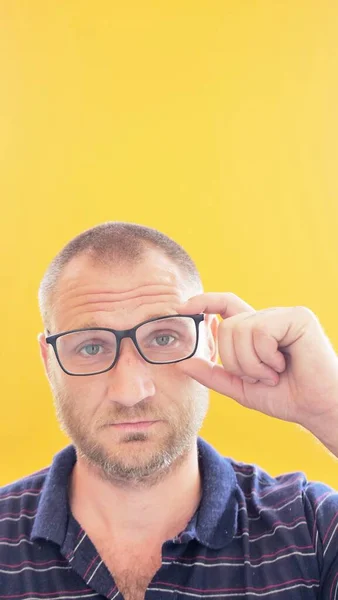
<box><xmin>38</xmin><ymin>222</ymin><xmax>218</xmax><ymax>485</ymax></box>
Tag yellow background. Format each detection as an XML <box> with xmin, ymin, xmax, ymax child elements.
<box><xmin>1</xmin><ymin>1</ymin><xmax>338</xmax><ymax>486</ymax></box>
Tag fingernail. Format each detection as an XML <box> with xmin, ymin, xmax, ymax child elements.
<box><xmin>261</xmin><ymin>378</ymin><xmax>276</xmax><ymax>386</ymax></box>
<box><xmin>241</xmin><ymin>376</ymin><xmax>258</xmax><ymax>383</ymax></box>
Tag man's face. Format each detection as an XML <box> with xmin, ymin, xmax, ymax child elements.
<box><xmin>39</xmin><ymin>250</ymin><xmax>217</xmax><ymax>484</ymax></box>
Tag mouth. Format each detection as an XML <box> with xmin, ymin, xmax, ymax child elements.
<box><xmin>109</xmin><ymin>421</ymin><xmax>159</xmax><ymax>430</ymax></box>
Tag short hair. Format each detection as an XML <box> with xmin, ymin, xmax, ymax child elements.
<box><xmin>38</xmin><ymin>221</ymin><xmax>203</xmax><ymax>328</ymax></box>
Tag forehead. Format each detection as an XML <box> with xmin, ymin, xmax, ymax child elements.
<box><xmin>51</xmin><ymin>251</ymin><xmax>192</xmax><ymax>331</ymax></box>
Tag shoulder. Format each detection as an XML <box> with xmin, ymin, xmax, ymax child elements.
<box><xmin>229</xmin><ymin>457</ymin><xmax>310</xmax><ymax>496</ymax></box>
<box><xmin>229</xmin><ymin>456</ymin><xmax>338</xmax><ymax>562</ymax></box>
<box><xmin>228</xmin><ymin>456</ymin><xmax>337</xmax><ymax>509</ymax></box>
<box><xmin>0</xmin><ymin>464</ymin><xmax>51</xmax><ymax>518</ymax></box>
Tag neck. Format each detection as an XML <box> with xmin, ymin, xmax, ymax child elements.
<box><xmin>68</xmin><ymin>441</ymin><xmax>202</xmax><ymax>544</ymax></box>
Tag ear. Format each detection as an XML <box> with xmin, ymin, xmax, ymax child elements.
<box><xmin>203</xmin><ymin>314</ymin><xmax>219</xmax><ymax>363</ymax></box>
<box><xmin>38</xmin><ymin>332</ymin><xmax>51</xmax><ymax>378</ymax></box>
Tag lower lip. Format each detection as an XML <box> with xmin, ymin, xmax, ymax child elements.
<box><xmin>110</xmin><ymin>421</ymin><xmax>158</xmax><ymax>430</ymax></box>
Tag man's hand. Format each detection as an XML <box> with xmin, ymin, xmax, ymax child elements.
<box><xmin>177</xmin><ymin>293</ymin><xmax>338</xmax><ymax>438</ymax></box>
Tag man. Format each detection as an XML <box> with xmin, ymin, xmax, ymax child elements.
<box><xmin>1</xmin><ymin>221</ymin><xmax>338</xmax><ymax>600</ymax></box>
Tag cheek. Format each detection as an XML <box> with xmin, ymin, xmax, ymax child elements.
<box><xmin>49</xmin><ymin>361</ymin><xmax>102</xmax><ymax>409</ymax></box>
<box><xmin>163</xmin><ymin>365</ymin><xmax>202</xmax><ymax>399</ymax></box>
<box><xmin>67</xmin><ymin>378</ymin><xmax>107</xmax><ymax>410</ymax></box>
<box><xmin>158</xmin><ymin>364</ymin><xmax>189</xmax><ymax>387</ymax></box>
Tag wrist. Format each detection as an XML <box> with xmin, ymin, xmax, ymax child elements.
<box><xmin>304</xmin><ymin>408</ymin><xmax>338</xmax><ymax>459</ymax></box>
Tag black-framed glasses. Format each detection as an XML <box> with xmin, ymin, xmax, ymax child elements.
<box><xmin>45</xmin><ymin>314</ymin><xmax>205</xmax><ymax>376</ymax></box>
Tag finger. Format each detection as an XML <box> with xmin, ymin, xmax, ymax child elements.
<box><xmin>216</xmin><ymin>317</ymin><xmax>242</xmax><ymax>375</ymax></box>
<box><xmin>252</xmin><ymin>328</ymin><xmax>286</xmax><ymax>373</ymax></box>
<box><xmin>214</xmin><ymin>315</ymin><xmax>262</xmax><ymax>379</ymax></box>
<box><xmin>176</xmin><ymin>357</ymin><xmax>246</xmax><ymax>402</ymax></box>
<box><xmin>211</xmin><ymin>312</ymin><xmax>276</xmax><ymax>381</ymax></box>
<box><xmin>232</xmin><ymin>319</ymin><xmax>279</xmax><ymax>381</ymax></box>
<box><xmin>178</xmin><ymin>292</ymin><xmax>256</xmax><ymax>319</ymax></box>
<box><xmin>242</xmin><ymin>376</ymin><xmax>259</xmax><ymax>383</ymax></box>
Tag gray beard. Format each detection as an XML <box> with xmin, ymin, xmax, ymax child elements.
<box><xmin>50</xmin><ymin>374</ymin><xmax>209</xmax><ymax>487</ymax></box>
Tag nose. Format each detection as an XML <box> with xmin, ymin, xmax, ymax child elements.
<box><xmin>106</xmin><ymin>337</ymin><xmax>156</xmax><ymax>407</ymax></box>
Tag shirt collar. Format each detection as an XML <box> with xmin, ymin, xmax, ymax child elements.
<box><xmin>31</xmin><ymin>437</ymin><xmax>238</xmax><ymax>550</ymax></box>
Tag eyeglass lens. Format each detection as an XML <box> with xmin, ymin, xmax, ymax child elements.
<box><xmin>55</xmin><ymin>316</ymin><xmax>198</xmax><ymax>374</ymax></box>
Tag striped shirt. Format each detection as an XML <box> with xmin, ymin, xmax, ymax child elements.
<box><xmin>1</xmin><ymin>436</ymin><xmax>338</xmax><ymax>599</ymax></box>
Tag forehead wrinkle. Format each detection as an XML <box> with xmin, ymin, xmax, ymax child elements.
<box><xmin>56</xmin><ymin>281</ymin><xmax>180</xmax><ymax>306</ymax></box>
<box><xmin>58</xmin><ymin>289</ymin><xmax>181</xmax><ymax>312</ymax></box>
<box><xmin>54</xmin><ymin>289</ymin><xmax>183</xmax><ymax>331</ymax></box>
<box><xmin>68</xmin><ymin>292</ymin><xmax>177</xmax><ymax>309</ymax></box>
<box><xmin>74</xmin><ymin>305</ymin><xmax>181</xmax><ymax>329</ymax></box>
<box><xmin>63</xmin><ymin>299</ymin><xmax>181</xmax><ymax>331</ymax></box>
<box><xmin>64</xmin><ymin>294</ymin><xmax>180</xmax><ymax>319</ymax></box>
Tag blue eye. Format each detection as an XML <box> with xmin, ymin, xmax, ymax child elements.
<box><xmin>153</xmin><ymin>335</ymin><xmax>175</xmax><ymax>347</ymax></box>
<box><xmin>80</xmin><ymin>344</ymin><xmax>103</xmax><ymax>356</ymax></box>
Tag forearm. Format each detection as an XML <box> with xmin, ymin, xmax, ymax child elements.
<box><xmin>305</xmin><ymin>410</ymin><xmax>338</xmax><ymax>459</ymax></box>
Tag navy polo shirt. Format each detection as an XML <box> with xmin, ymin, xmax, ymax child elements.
<box><xmin>1</xmin><ymin>436</ymin><xmax>338</xmax><ymax>598</ymax></box>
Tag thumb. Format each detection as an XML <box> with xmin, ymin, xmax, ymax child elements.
<box><xmin>176</xmin><ymin>357</ymin><xmax>244</xmax><ymax>401</ymax></box>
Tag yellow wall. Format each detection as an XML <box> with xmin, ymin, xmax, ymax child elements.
<box><xmin>1</xmin><ymin>1</ymin><xmax>338</xmax><ymax>486</ymax></box>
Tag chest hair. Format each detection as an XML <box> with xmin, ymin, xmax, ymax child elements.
<box><xmin>97</xmin><ymin>541</ymin><xmax>163</xmax><ymax>600</ymax></box>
